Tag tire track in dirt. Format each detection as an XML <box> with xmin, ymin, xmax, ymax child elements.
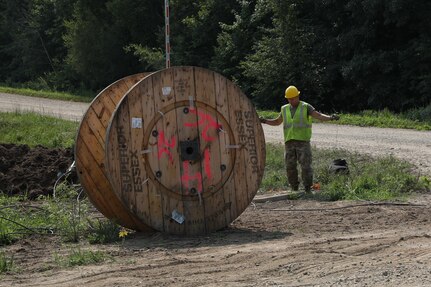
<box><xmin>3</xmin><ymin>195</ymin><xmax>431</xmax><ymax>287</ymax></box>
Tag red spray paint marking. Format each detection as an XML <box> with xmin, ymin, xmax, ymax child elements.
<box><xmin>181</xmin><ymin>161</ymin><xmax>203</xmax><ymax>194</ymax></box>
<box><xmin>203</xmin><ymin>148</ymin><xmax>212</xmax><ymax>180</ymax></box>
<box><xmin>181</xmin><ymin>147</ymin><xmax>212</xmax><ymax>194</ymax></box>
<box><xmin>184</xmin><ymin>108</ymin><xmax>222</xmax><ymax>142</ymax></box>
<box><xmin>155</xmin><ymin>109</ymin><xmax>220</xmax><ymax>194</ymax></box>
<box><xmin>157</xmin><ymin>131</ymin><xmax>176</xmax><ymax>164</ymax></box>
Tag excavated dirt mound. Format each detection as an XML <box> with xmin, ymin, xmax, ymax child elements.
<box><xmin>0</xmin><ymin>144</ymin><xmax>74</xmax><ymax>199</ymax></box>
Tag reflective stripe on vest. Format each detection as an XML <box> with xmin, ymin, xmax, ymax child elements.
<box><xmin>282</xmin><ymin>101</ymin><xmax>312</xmax><ymax>142</ymax></box>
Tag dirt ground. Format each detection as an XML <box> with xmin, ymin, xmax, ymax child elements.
<box><xmin>0</xmin><ymin>146</ymin><xmax>431</xmax><ymax>286</ymax></box>
<box><xmin>1</xmin><ymin>93</ymin><xmax>431</xmax><ymax>286</ymax></box>
<box><xmin>0</xmin><ymin>145</ymin><xmax>430</xmax><ymax>286</ymax></box>
<box><xmin>1</xmin><ymin>192</ymin><xmax>431</xmax><ymax>287</ymax></box>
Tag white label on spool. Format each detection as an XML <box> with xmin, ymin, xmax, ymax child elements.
<box><xmin>171</xmin><ymin>209</ymin><xmax>185</xmax><ymax>224</ymax></box>
<box><xmin>162</xmin><ymin>86</ymin><xmax>172</xmax><ymax>96</ymax></box>
<box><xmin>131</xmin><ymin>118</ymin><xmax>142</xmax><ymax>129</ymax></box>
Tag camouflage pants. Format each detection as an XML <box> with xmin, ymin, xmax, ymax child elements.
<box><xmin>284</xmin><ymin>140</ymin><xmax>313</xmax><ymax>191</ymax></box>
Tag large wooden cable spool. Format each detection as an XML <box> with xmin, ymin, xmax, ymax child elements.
<box><xmin>75</xmin><ymin>73</ymin><xmax>153</xmax><ymax>231</ymax></box>
<box><xmin>105</xmin><ymin>66</ymin><xmax>266</xmax><ymax>234</ymax></box>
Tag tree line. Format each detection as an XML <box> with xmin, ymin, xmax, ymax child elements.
<box><xmin>1</xmin><ymin>0</ymin><xmax>430</xmax><ymax>112</ymax></box>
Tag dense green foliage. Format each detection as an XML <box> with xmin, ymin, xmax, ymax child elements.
<box><xmin>0</xmin><ymin>0</ymin><xmax>430</xmax><ymax>112</ymax></box>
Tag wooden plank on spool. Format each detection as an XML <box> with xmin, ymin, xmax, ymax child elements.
<box><xmin>127</xmin><ymin>86</ymin><xmax>150</xmax><ymax>220</ymax></box>
<box><xmin>174</xmin><ymin>66</ymin><xmax>205</xmax><ymax>234</ymax></box>
<box><xmin>214</xmin><ymin>72</ymin><xmax>234</xmax><ymax>225</ymax></box>
<box><xmin>91</xmin><ymin>95</ymin><xmax>116</xmax><ymax>128</ymax></box>
<box><xmin>109</xmin><ymin>97</ymin><xmax>137</xmax><ymax>213</ymax></box>
<box><xmin>153</xmin><ymin>68</ymin><xmax>185</xmax><ymax>235</ymax></box>
<box><xmin>105</xmin><ymin>67</ymin><xmax>265</xmax><ymax>235</ymax></box>
<box><xmin>241</xmin><ymin>89</ymin><xmax>266</xmax><ymax>200</ymax></box>
<box><xmin>75</xmin><ymin>73</ymin><xmax>153</xmax><ymax>231</ymax></box>
<box><xmin>193</xmin><ymin>67</ymin><xmax>226</xmax><ymax>232</ymax></box>
<box><xmin>141</xmin><ymin>77</ymin><xmax>164</xmax><ymax>231</ymax></box>
<box><xmin>226</xmin><ymin>82</ymin><xmax>249</xmax><ymax>218</ymax></box>
<box><xmin>75</xmin><ymin>158</ymin><xmax>111</xmax><ymax>216</ymax></box>
<box><xmin>84</xmin><ymin>108</ymin><xmax>106</xmax><ymax>147</ymax></box>
<box><xmin>76</xmin><ymin>142</ymin><xmax>144</xmax><ymax>228</ymax></box>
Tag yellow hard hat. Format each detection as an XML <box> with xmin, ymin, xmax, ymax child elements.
<box><xmin>285</xmin><ymin>86</ymin><xmax>300</xmax><ymax>99</ymax></box>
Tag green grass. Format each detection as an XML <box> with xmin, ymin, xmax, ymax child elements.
<box><xmin>337</xmin><ymin>109</ymin><xmax>431</xmax><ymax>131</ymax></box>
<box><xmin>0</xmin><ymin>252</ymin><xmax>14</xmax><ymax>274</ymax></box>
<box><xmin>257</xmin><ymin>108</ymin><xmax>431</xmax><ymax>131</ymax></box>
<box><xmin>0</xmin><ymin>112</ymin><xmax>79</xmax><ymax>148</ymax></box>
<box><xmin>54</xmin><ymin>249</ymin><xmax>109</xmax><ymax>267</ymax></box>
<box><xmin>0</xmin><ymin>183</ymin><xmax>123</xmax><ymax>247</ymax></box>
<box><xmin>87</xmin><ymin>219</ymin><xmax>122</xmax><ymax>244</ymax></box>
<box><xmin>260</xmin><ymin>143</ymin><xmax>426</xmax><ymax>201</ymax></box>
<box><xmin>0</xmin><ymin>194</ymin><xmax>58</xmax><ymax>246</ymax></box>
<box><xmin>257</xmin><ymin>109</ymin><xmax>280</xmax><ymax>119</ymax></box>
<box><xmin>0</xmin><ymin>86</ymin><xmax>92</xmax><ymax>102</ymax></box>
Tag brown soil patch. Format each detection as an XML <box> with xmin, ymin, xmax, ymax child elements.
<box><xmin>0</xmin><ymin>144</ymin><xmax>74</xmax><ymax>199</ymax></box>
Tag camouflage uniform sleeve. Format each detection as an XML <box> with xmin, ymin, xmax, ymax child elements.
<box><xmin>307</xmin><ymin>103</ymin><xmax>315</xmax><ymax>116</ymax></box>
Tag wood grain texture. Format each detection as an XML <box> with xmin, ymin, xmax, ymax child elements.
<box><xmin>105</xmin><ymin>67</ymin><xmax>265</xmax><ymax>234</ymax></box>
<box><xmin>75</xmin><ymin>73</ymin><xmax>153</xmax><ymax>231</ymax></box>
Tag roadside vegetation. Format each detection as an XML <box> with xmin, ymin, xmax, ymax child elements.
<box><xmin>0</xmin><ymin>112</ymin><xmax>79</xmax><ymax>148</ymax></box>
<box><xmin>258</xmin><ymin>105</ymin><xmax>431</xmax><ymax>131</ymax></box>
<box><xmin>260</xmin><ymin>143</ymin><xmax>428</xmax><ymax>201</ymax></box>
<box><xmin>0</xmin><ymin>86</ymin><xmax>92</xmax><ymax>103</ymax></box>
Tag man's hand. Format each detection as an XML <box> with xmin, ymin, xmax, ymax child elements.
<box><xmin>330</xmin><ymin>114</ymin><xmax>340</xmax><ymax>121</ymax></box>
<box><xmin>259</xmin><ymin>117</ymin><xmax>267</xmax><ymax>124</ymax></box>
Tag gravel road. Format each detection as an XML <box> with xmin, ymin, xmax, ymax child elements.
<box><xmin>0</xmin><ymin>92</ymin><xmax>88</xmax><ymax>121</ymax></box>
<box><xmin>1</xmin><ymin>92</ymin><xmax>430</xmax><ymax>175</ymax></box>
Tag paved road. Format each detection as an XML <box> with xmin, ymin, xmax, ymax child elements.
<box><xmin>1</xmin><ymin>92</ymin><xmax>430</xmax><ymax>175</ymax></box>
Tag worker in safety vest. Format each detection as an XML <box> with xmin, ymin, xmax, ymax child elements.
<box><xmin>259</xmin><ymin>86</ymin><xmax>339</xmax><ymax>193</ymax></box>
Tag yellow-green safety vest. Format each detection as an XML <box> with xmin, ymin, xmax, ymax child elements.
<box><xmin>282</xmin><ymin>101</ymin><xmax>312</xmax><ymax>142</ymax></box>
